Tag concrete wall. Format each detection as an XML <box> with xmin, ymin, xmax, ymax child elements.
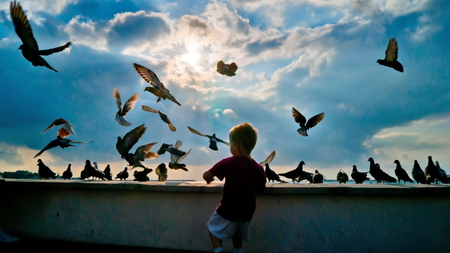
<box><xmin>1</xmin><ymin>179</ymin><xmax>450</xmax><ymax>253</ymax></box>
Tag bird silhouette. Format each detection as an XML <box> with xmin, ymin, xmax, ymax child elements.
<box><xmin>259</xmin><ymin>151</ymin><xmax>276</xmax><ymax>167</ymax></box>
<box><xmin>377</xmin><ymin>37</ymin><xmax>403</xmax><ymax>72</ymax></box>
<box><xmin>34</xmin><ymin>136</ymin><xmax>92</xmax><ymax>158</ymax></box>
<box><xmin>133</xmin><ymin>63</ymin><xmax>181</xmax><ymax>106</ymax></box>
<box><xmin>10</xmin><ymin>1</ymin><xmax>71</xmax><ymax>72</ymax></box>
<box><xmin>279</xmin><ymin>161</ymin><xmax>308</xmax><ymax>183</ymax></box>
<box><xmin>133</xmin><ymin>167</ymin><xmax>153</xmax><ymax>182</ymax></box>
<box><xmin>264</xmin><ymin>163</ymin><xmax>283</xmax><ymax>183</ymax></box>
<box><xmin>351</xmin><ymin>165</ymin><xmax>370</xmax><ymax>184</ymax></box>
<box><xmin>41</xmin><ymin>118</ymin><xmax>76</xmax><ymax>138</ymax></box>
<box><xmin>336</xmin><ymin>169</ymin><xmax>349</xmax><ymax>184</ymax></box>
<box><xmin>187</xmin><ymin>126</ymin><xmax>229</xmax><ymax>151</ymax></box>
<box><xmin>115</xmin><ymin>167</ymin><xmax>129</xmax><ymax>180</ymax></box>
<box><xmin>37</xmin><ymin>159</ymin><xmax>55</xmax><ymax>179</ymax></box>
<box><xmin>368</xmin><ymin>158</ymin><xmax>396</xmax><ymax>183</ymax></box>
<box><xmin>62</xmin><ymin>164</ymin><xmax>72</xmax><ymax>180</ymax></box>
<box><xmin>312</xmin><ymin>170</ymin><xmax>324</xmax><ymax>183</ymax></box>
<box><xmin>216</xmin><ymin>60</ymin><xmax>238</xmax><ymax>76</ymax></box>
<box><xmin>103</xmin><ymin>164</ymin><xmax>113</xmax><ymax>180</ymax></box>
<box><xmin>113</xmin><ymin>88</ymin><xmax>139</xmax><ymax>127</ymax></box>
<box><xmin>155</xmin><ymin>163</ymin><xmax>168</xmax><ymax>182</ymax></box>
<box><xmin>80</xmin><ymin>160</ymin><xmax>106</xmax><ymax>180</ymax></box>
<box><xmin>159</xmin><ymin>141</ymin><xmax>191</xmax><ymax>171</ymax></box>
<box><xmin>142</xmin><ymin>105</ymin><xmax>176</xmax><ymax>131</ymax></box>
<box><xmin>411</xmin><ymin>160</ymin><xmax>426</xmax><ymax>184</ymax></box>
<box><xmin>394</xmin><ymin>160</ymin><xmax>413</xmax><ymax>183</ymax></box>
<box><xmin>425</xmin><ymin>156</ymin><xmax>439</xmax><ymax>184</ymax></box>
<box><xmin>292</xmin><ymin>107</ymin><xmax>324</xmax><ymax>136</ymax></box>
<box><xmin>435</xmin><ymin>161</ymin><xmax>448</xmax><ymax>184</ymax></box>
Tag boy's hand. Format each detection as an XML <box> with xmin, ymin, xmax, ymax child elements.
<box><xmin>203</xmin><ymin>171</ymin><xmax>215</xmax><ymax>184</ymax></box>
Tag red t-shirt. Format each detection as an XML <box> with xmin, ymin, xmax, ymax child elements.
<box><xmin>209</xmin><ymin>155</ymin><xmax>266</xmax><ymax>222</ymax></box>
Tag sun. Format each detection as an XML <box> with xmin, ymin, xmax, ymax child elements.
<box><xmin>181</xmin><ymin>51</ymin><xmax>199</xmax><ymax>64</ymax></box>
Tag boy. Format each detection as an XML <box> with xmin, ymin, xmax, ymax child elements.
<box><xmin>203</xmin><ymin>122</ymin><xmax>266</xmax><ymax>253</ymax></box>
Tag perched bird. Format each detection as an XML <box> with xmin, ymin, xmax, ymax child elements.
<box><xmin>336</xmin><ymin>169</ymin><xmax>349</xmax><ymax>184</ymax></box>
<box><xmin>133</xmin><ymin>167</ymin><xmax>153</xmax><ymax>182</ymax></box>
<box><xmin>279</xmin><ymin>161</ymin><xmax>307</xmax><ymax>183</ymax></box>
<box><xmin>264</xmin><ymin>164</ymin><xmax>283</xmax><ymax>183</ymax></box>
<box><xmin>411</xmin><ymin>160</ymin><xmax>426</xmax><ymax>184</ymax></box>
<box><xmin>187</xmin><ymin>126</ymin><xmax>229</xmax><ymax>151</ymax></box>
<box><xmin>368</xmin><ymin>158</ymin><xmax>396</xmax><ymax>183</ymax></box>
<box><xmin>37</xmin><ymin>159</ymin><xmax>56</xmax><ymax>179</ymax></box>
<box><xmin>103</xmin><ymin>164</ymin><xmax>113</xmax><ymax>181</ymax></box>
<box><xmin>351</xmin><ymin>165</ymin><xmax>370</xmax><ymax>184</ymax></box>
<box><xmin>34</xmin><ymin>136</ymin><xmax>92</xmax><ymax>158</ymax></box>
<box><xmin>435</xmin><ymin>161</ymin><xmax>448</xmax><ymax>184</ymax></box>
<box><xmin>41</xmin><ymin>118</ymin><xmax>76</xmax><ymax>138</ymax></box>
<box><xmin>155</xmin><ymin>163</ymin><xmax>168</xmax><ymax>182</ymax></box>
<box><xmin>10</xmin><ymin>1</ymin><xmax>71</xmax><ymax>72</ymax></box>
<box><xmin>312</xmin><ymin>170</ymin><xmax>324</xmax><ymax>184</ymax></box>
<box><xmin>216</xmin><ymin>60</ymin><xmax>238</xmax><ymax>76</ymax></box>
<box><xmin>113</xmin><ymin>88</ymin><xmax>139</xmax><ymax>127</ymax></box>
<box><xmin>80</xmin><ymin>160</ymin><xmax>106</xmax><ymax>180</ymax></box>
<box><xmin>291</xmin><ymin>107</ymin><xmax>324</xmax><ymax>136</ymax></box>
<box><xmin>116</xmin><ymin>124</ymin><xmax>158</xmax><ymax>169</ymax></box>
<box><xmin>133</xmin><ymin>63</ymin><xmax>181</xmax><ymax>106</ymax></box>
<box><xmin>425</xmin><ymin>156</ymin><xmax>439</xmax><ymax>184</ymax></box>
<box><xmin>62</xmin><ymin>164</ymin><xmax>72</xmax><ymax>180</ymax></box>
<box><xmin>394</xmin><ymin>160</ymin><xmax>413</xmax><ymax>183</ymax></box>
<box><xmin>115</xmin><ymin>167</ymin><xmax>129</xmax><ymax>180</ymax></box>
<box><xmin>142</xmin><ymin>105</ymin><xmax>176</xmax><ymax>131</ymax></box>
<box><xmin>377</xmin><ymin>37</ymin><xmax>403</xmax><ymax>72</ymax></box>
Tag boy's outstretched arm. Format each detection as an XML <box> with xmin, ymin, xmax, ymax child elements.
<box><xmin>203</xmin><ymin>170</ymin><xmax>215</xmax><ymax>184</ymax></box>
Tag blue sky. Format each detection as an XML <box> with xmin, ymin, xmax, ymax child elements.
<box><xmin>0</xmin><ymin>0</ymin><xmax>449</xmax><ymax>181</ymax></box>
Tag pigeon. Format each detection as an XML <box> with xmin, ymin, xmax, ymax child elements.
<box><xmin>10</xmin><ymin>1</ymin><xmax>71</xmax><ymax>72</ymax></box>
<box><xmin>312</xmin><ymin>170</ymin><xmax>324</xmax><ymax>183</ymax></box>
<box><xmin>133</xmin><ymin>63</ymin><xmax>181</xmax><ymax>106</ymax></box>
<box><xmin>187</xmin><ymin>126</ymin><xmax>230</xmax><ymax>151</ymax></box>
<box><xmin>368</xmin><ymin>158</ymin><xmax>396</xmax><ymax>183</ymax></box>
<box><xmin>351</xmin><ymin>165</ymin><xmax>370</xmax><ymax>184</ymax></box>
<box><xmin>103</xmin><ymin>164</ymin><xmax>113</xmax><ymax>180</ymax></box>
<box><xmin>37</xmin><ymin>159</ymin><xmax>55</xmax><ymax>179</ymax></box>
<box><xmin>394</xmin><ymin>160</ymin><xmax>413</xmax><ymax>183</ymax></box>
<box><xmin>116</xmin><ymin>167</ymin><xmax>129</xmax><ymax>180</ymax></box>
<box><xmin>291</xmin><ymin>107</ymin><xmax>324</xmax><ymax>136</ymax></box>
<box><xmin>165</xmin><ymin>143</ymin><xmax>192</xmax><ymax>172</ymax></box>
<box><xmin>41</xmin><ymin>118</ymin><xmax>76</xmax><ymax>138</ymax></box>
<box><xmin>62</xmin><ymin>164</ymin><xmax>72</xmax><ymax>180</ymax></box>
<box><xmin>155</xmin><ymin>163</ymin><xmax>168</xmax><ymax>182</ymax></box>
<box><xmin>425</xmin><ymin>156</ymin><xmax>440</xmax><ymax>184</ymax></box>
<box><xmin>133</xmin><ymin>167</ymin><xmax>153</xmax><ymax>182</ymax></box>
<box><xmin>80</xmin><ymin>160</ymin><xmax>106</xmax><ymax>180</ymax></box>
<box><xmin>142</xmin><ymin>105</ymin><xmax>176</xmax><ymax>131</ymax></box>
<box><xmin>216</xmin><ymin>60</ymin><xmax>238</xmax><ymax>76</ymax></box>
<box><xmin>33</xmin><ymin>136</ymin><xmax>92</xmax><ymax>158</ymax></box>
<box><xmin>116</xmin><ymin>124</ymin><xmax>159</xmax><ymax>169</ymax></box>
<box><xmin>435</xmin><ymin>161</ymin><xmax>448</xmax><ymax>184</ymax></box>
<box><xmin>264</xmin><ymin>163</ymin><xmax>283</xmax><ymax>183</ymax></box>
<box><xmin>336</xmin><ymin>169</ymin><xmax>349</xmax><ymax>184</ymax></box>
<box><xmin>279</xmin><ymin>161</ymin><xmax>307</xmax><ymax>183</ymax></box>
<box><xmin>411</xmin><ymin>160</ymin><xmax>426</xmax><ymax>184</ymax></box>
<box><xmin>113</xmin><ymin>88</ymin><xmax>139</xmax><ymax>127</ymax></box>
<box><xmin>377</xmin><ymin>37</ymin><xmax>403</xmax><ymax>72</ymax></box>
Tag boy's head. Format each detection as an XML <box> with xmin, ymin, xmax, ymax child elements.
<box><xmin>229</xmin><ymin>122</ymin><xmax>258</xmax><ymax>156</ymax></box>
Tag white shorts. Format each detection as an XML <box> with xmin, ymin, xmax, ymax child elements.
<box><xmin>207</xmin><ymin>211</ymin><xmax>250</xmax><ymax>241</ymax></box>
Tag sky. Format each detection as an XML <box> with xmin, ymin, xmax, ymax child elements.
<box><xmin>0</xmin><ymin>0</ymin><xmax>449</xmax><ymax>182</ymax></box>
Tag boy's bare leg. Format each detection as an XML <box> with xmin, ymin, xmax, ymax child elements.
<box><xmin>209</xmin><ymin>231</ymin><xmax>223</xmax><ymax>249</ymax></box>
<box><xmin>232</xmin><ymin>234</ymin><xmax>242</xmax><ymax>248</ymax></box>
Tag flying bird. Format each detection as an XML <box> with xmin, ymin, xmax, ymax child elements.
<box><xmin>37</xmin><ymin>159</ymin><xmax>55</xmax><ymax>179</ymax></box>
<box><xmin>368</xmin><ymin>158</ymin><xmax>396</xmax><ymax>183</ymax></box>
<box><xmin>113</xmin><ymin>88</ymin><xmax>139</xmax><ymax>127</ymax></box>
<box><xmin>116</xmin><ymin>167</ymin><xmax>129</xmax><ymax>180</ymax></box>
<box><xmin>62</xmin><ymin>164</ymin><xmax>72</xmax><ymax>180</ymax></box>
<box><xmin>216</xmin><ymin>60</ymin><xmax>238</xmax><ymax>76</ymax></box>
<box><xmin>10</xmin><ymin>1</ymin><xmax>71</xmax><ymax>72</ymax></box>
<box><xmin>394</xmin><ymin>160</ymin><xmax>413</xmax><ymax>183</ymax></box>
<box><xmin>425</xmin><ymin>156</ymin><xmax>439</xmax><ymax>184</ymax></box>
<box><xmin>33</xmin><ymin>136</ymin><xmax>92</xmax><ymax>158</ymax></box>
<box><xmin>351</xmin><ymin>165</ymin><xmax>370</xmax><ymax>184</ymax></box>
<box><xmin>187</xmin><ymin>126</ymin><xmax>229</xmax><ymax>151</ymax></box>
<box><xmin>312</xmin><ymin>170</ymin><xmax>324</xmax><ymax>184</ymax></box>
<box><xmin>259</xmin><ymin>151</ymin><xmax>276</xmax><ymax>167</ymax></box>
<box><xmin>435</xmin><ymin>161</ymin><xmax>448</xmax><ymax>184</ymax></box>
<box><xmin>279</xmin><ymin>161</ymin><xmax>311</xmax><ymax>183</ymax></box>
<box><xmin>377</xmin><ymin>37</ymin><xmax>403</xmax><ymax>72</ymax></box>
<box><xmin>133</xmin><ymin>63</ymin><xmax>181</xmax><ymax>106</ymax></box>
<box><xmin>155</xmin><ymin>163</ymin><xmax>168</xmax><ymax>182</ymax></box>
<box><xmin>411</xmin><ymin>160</ymin><xmax>426</xmax><ymax>184</ymax></box>
<box><xmin>158</xmin><ymin>140</ymin><xmax>191</xmax><ymax>171</ymax></box>
<box><xmin>142</xmin><ymin>105</ymin><xmax>176</xmax><ymax>132</ymax></box>
<box><xmin>292</xmin><ymin>107</ymin><xmax>324</xmax><ymax>136</ymax></box>
<box><xmin>167</xmin><ymin>147</ymin><xmax>191</xmax><ymax>171</ymax></box>
<box><xmin>336</xmin><ymin>169</ymin><xmax>349</xmax><ymax>184</ymax></box>
<box><xmin>41</xmin><ymin>118</ymin><xmax>76</xmax><ymax>138</ymax></box>
<box><xmin>133</xmin><ymin>167</ymin><xmax>153</xmax><ymax>182</ymax></box>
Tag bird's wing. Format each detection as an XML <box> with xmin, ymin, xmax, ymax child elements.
<box><xmin>385</xmin><ymin>37</ymin><xmax>399</xmax><ymax>62</ymax></box>
<box><xmin>292</xmin><ymin>107</ymin><xmax>307</xmax><ymax>127</ymax></box>
<box><xmin>133</xmin><ymin>63</ymin><xmax>162</xmax><ymax>88</ymax></box>
<box><xmin>134</xmin><ymin>142</ymin><xmax>158</xmax><ymax>161</ymax></box>
<box><xmin>187</xmin><ymin>126</ymin><xmax>207</xmax><ymax>137</ymax></box>
<box><xmin>10</xmin><ymin>1</ymin><xmax>39</xmax><ymax>51</ymax></box>
<box><xmin>33</xmin><ymin>139</ymin><xmax>59</xmax><ymax>158</ymax></box>
<box><xmin>113</xmin><ymin>88</ymin><xmax>122</xmax><ymax>110</ymax></box>
<box><xmin>228</xmin><ymin>62</ymin><xmax>238</xmax><ymax>72</ymax></box>
<box><xmin>142</xmin><ymin>105</ymin><xmax>158</xmax><ymax>114</ymax></box>
<box><xmin>216</xmin><ymin>61</ymin><xmax>225</xmax><ymax>72</ymax></box>
<box><xmin>167</xmin><ymin>122</ymin><xmax>177</xmax><ymax>132</ymax></box>
<box><xmin>118</xmin><ymin>124</ymin><xmax>147</xmax><ymax>153</ymax></box>
<box><xmin>58</xmin><ymin>128</ymin><xmax>71</xmax><ymax>138</ymax></box>
<box><xmin>305</xmin><ymin>113</ymin><xmax>325</xmax><ymax>129</ymax></box>
<box><xmin>39</xmin><ymin>41</ymin><xmax>71</xmax><ymax>55</ymax></box>
<box><xmin>41</xmin><ymin>118</ymin><xmax>68</xmax><ymax>133</ymax></box>
<box><xmin>260</xmin><ymin>150</ymin><xmax>276</xmax><ymax>166</ymax></box>
<box><xmin>176</xmin><ymin>148</ymin><xmax>191</xmax><ymax>163</ymax></box>
<box><xmin>67</xmin><ymin>139</ymin><xmax>92</xmax><ymax>144</ymax></box>
<box><xmin>215</xmin><ymin>137</ymin><xmax>230</xmax><ymax>146</ymax></box>
<box><xmin>174</xmin><ymin>140</ymin><xmax>183</xmax><ymax>149</ymax></box>
<box><xmin>121</xmin><ymin>93</ymin><xmax>139</xmax><ymax>116</ymax></box>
